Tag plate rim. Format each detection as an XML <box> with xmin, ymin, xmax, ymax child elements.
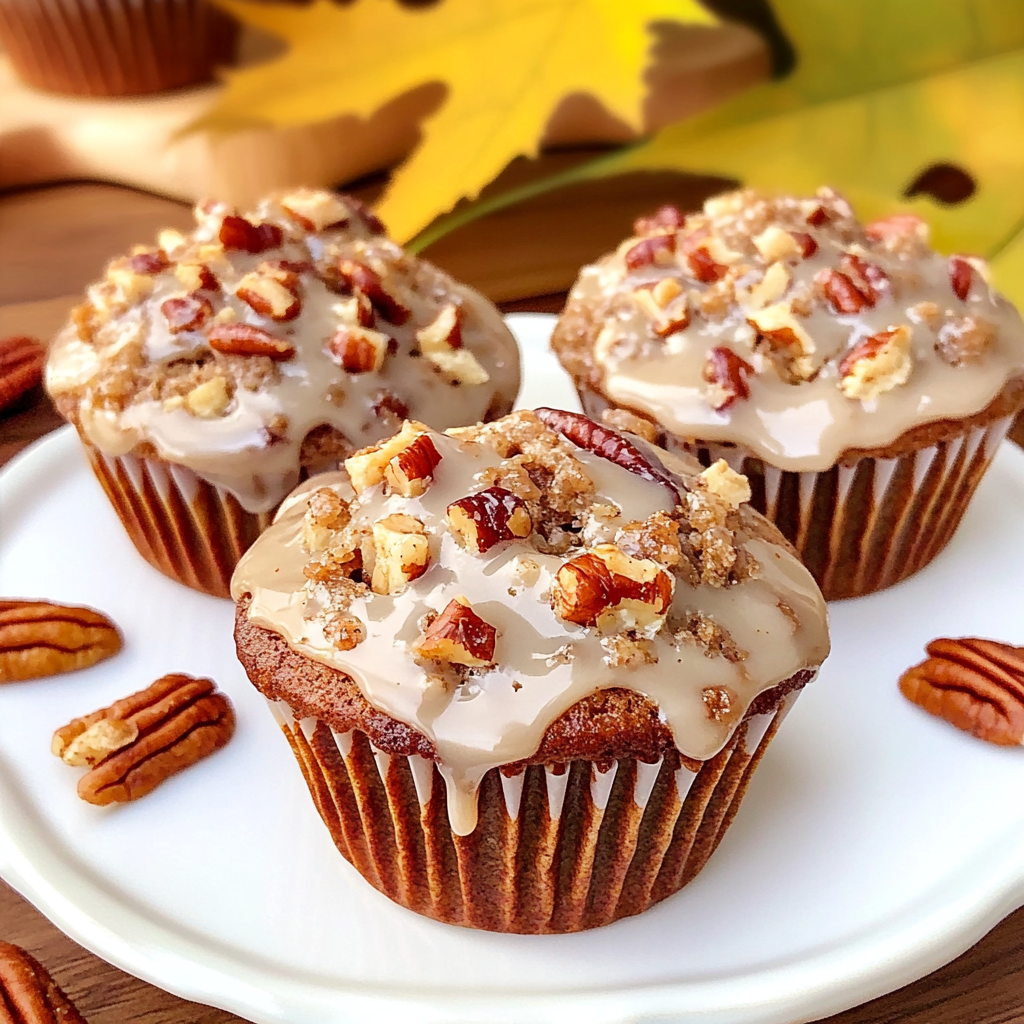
<box><xmin>4</xmin><ymin>314</ymin><xmax>1024</xmax><ymax>1024</ymax></box>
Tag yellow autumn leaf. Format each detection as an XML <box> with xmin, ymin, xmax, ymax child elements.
<box><xmin>196</xmin><ymin>0</ymin><xmax>715</xmax><ymax>242</ymax></box>
<box><xmin>421</xmin><ymin>0</ymin><xmax>1024</xmax><ymax>305</ymax></box>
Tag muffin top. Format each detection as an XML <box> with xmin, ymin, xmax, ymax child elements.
<box><xmin>232</xmin><ymin>409</ymin><xmax>830</xmax><ymax>834</ymax></box>
<box><xmin>45</xmin><ymin>189</ymin><xmax>520</xmax><ymax>512</ymax></box>
<box><xmin>552</xmin><ymin>188</ymin><xmax>1024</xmax><ymax>471</ymax></box>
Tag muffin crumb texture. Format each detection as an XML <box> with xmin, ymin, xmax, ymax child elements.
<box><xmin>233</xmin><ymin>410</ymin><xmax>829</xmax><ymax>835</ymax></box>
<box><xmin>553</xmin><ymin>187</ymin><xmax>1024</xmax><ymax>472</ymax></box>
<box><xmin>45</xmin><ymin>189</ymin><xmax>519</xmax><ymax>512</ymax></box>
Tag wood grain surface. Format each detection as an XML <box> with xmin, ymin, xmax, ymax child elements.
<box><xmin>1</xmin><ymin>179</ymin><xmax>1023</xmax><ymax>1024</ymax></box>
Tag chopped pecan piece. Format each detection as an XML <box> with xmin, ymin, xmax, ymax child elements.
<box><xmin>633</xmin><ymin>204</ymin><xmax>685</xmax><ymax>236</ymax></box>
<box><xmin>219</xmin><ymin>214</ymin><xmax>283</xmax><ymax>253</ymax></box>
<box><xmin>0</xmin><ymin>335</ymin><xmax>46</xmax><ymax>413</ymax></box>
<box><xmin>175</xmin><ymin>262</ymin><xmax>219</xmax><ymax>292</ymax></box>
<box><xmin>702</xmin><ymin>346</ymin><xmax>755</xmax><ymax>410</ymax></box>
<box><xmin>326</xmin><ymin>325</ymin><xmax>390</xmax><ymax>373</ymax></box>
<box><xmin>624</xmin><ymin>234</ymin><xmax>676</xmax><ymax>270</ymax></box>
<box><xmin>633</xmin><ymin>286</ymin><xmax>689</xmax><ymax>337</ymax></box>
<box><xmin>128</xmin><ymin>249</ymin><xmax>170</xmax><ymax>275</ymax></box>
<box><xmin>52</xmin><ymin>673</ymin><xmax>235</xmax><ymax>804</ymax></box>
<box><xmin>417</xmin><ymin>303</ymin><xmax>489</xmax><ymax>385</ymax></box>
<box><xmin>899</xmin><ymin>638</ymin><xmax>1024</xmax><ymax>745</ymax></box>
<box><xmin>371</xmin><ymin>514</ymin><xmax>430</xmax><ymax>594</ymax></box>
<box><xmin>838</xmin><ymin>325</ymin><xmax>913</xmax><ymax>399</ymax></box>
<box><xmin>699</xmin><ymin>459</ymin><xmax>751</xmax><ymax>507</ymax></box>
<box><xmin>552</xmin><ymin>544</ymin><xmax>674</xmax><ymax>634</ymax></box>
<box><xmin>447</xmin><ymin>486</ymin><xmax>532</xmax><ymax>552</ymax></box>
<box><xmin>686</xmin><ymin>245</ymin><xmax>728</xmax><ymax>283</ymax></box>
<box><xmin>791</xmin><ymin>231</ymin><xmax>818</xmax><ymax>258</ymax></box>
<box><xmin>331</xmin><ymin>259</ymin><xmax>410</xmax><ymax>324</ymax></box>
<box><xmin>208</xmin><ymin>323</ymin><xmax>295</xmax><ymax>360</ymax></box>
<box><xmin>936</xmin><ymin>315</ymin><xmax>995</xmax><ymax>365</ymax></box>
<box><xmin>820</xmin><ymin>269</ymin><xmax>867</xmax><ymax>313</ymax></box>
<box><xmin>345</xmin><ymin>421</ymin><xmax>429</xmax><ymax>492</ymax></box>
<box><xmin>840</xmin><ymin>253</ymin><xmax>888</xmax><ymax>302</ymax></box>
<box><xmin>949</xmin><ymin>255</ymin><xmax>973</xmax><ymax>301</ymax></box>
<box><xmin>236</xmin><ymin>267</ymin><xmax>301</xmax><ymax>321</ymax></box>
<box><xmin>280</xmin><ymin>188</ymin><xmax>350</xmax><ymax>231</ymax></box>
<box><xmin>0</xmin><ymin>941</ymin><xmax>88</xmax><ymax>1024</ymax></box>
<box><xmin>161</xmin><ymin>294</ymin><xmax>213</xmax><ymax>333</ymax></box>
<box><xmin>384</xmin><ymin>433</ymin><xmax>442</xmax><ymax>497</ymax></box>
<box><xmin>0</xmin><ymin>600</ymin><xmax>122</xmax><ymax>683</ymax></box>
<box><xmin>415</xmin><ymin>597</ymin><xmax>496</xmax><ymax>666</ymax></box>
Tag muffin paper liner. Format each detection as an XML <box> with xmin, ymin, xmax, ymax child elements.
<box><xmin>682</xmin><ymin>416</ymin><xmax>1014</xmax><ymax>600</ymax></box>
<box><xmin>0</xmin><ymin>0</ymin><xmax>237</xmax><ymax>96</ymax></box>
<box><xmin>84</xmin><ymin>443</ymin><xmax>274</xmax><ymax>598</ymax></box>
<box><xmin>577</xmin><ymin>386</ymin><xmax>1013</xmax><ymax>601</ymax></box>
<box><xmin>267</xmin><ymin>691</ymin><xmax>800</xmax><ymax>934</ymax></box>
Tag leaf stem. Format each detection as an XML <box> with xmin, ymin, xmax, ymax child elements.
<box><xmin>405</xmin><ymin>144</ymin><xmax>639</xmax><ymax>253</ymax></box>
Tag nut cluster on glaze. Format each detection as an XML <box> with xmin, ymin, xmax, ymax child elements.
<box><xmin>233</xmin><ymin>409</ymin><xmax>829</xmax><ymax>833</ymax></box>
<box><xmin>44</xmin><ymin>188</ymin><xmax>519</xmax><ymax>511</ymax></box>
<box><xmin>553</xmin><ymin>188</ymin><xmax>1024</xmax><ymax>471</ymax></box>
<box><xmin>301</xmin><ymin>410</ymin><xmax>763</xmax><ymax>676</ymax></box>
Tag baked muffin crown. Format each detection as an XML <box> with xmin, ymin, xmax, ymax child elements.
<box><xmin>232</xmin><ymin>409</ymin><xmax>829</xmax><ymax>834</ymax></box>
<box><xmin>45</xmin><ymin>188</ymin><xmax>520</xmax><ymax>512</ymax></box>
<box><xmin>552</xmin><ymin>187</ymin><xmax>1024</xmax><ymax>471</ymax></box>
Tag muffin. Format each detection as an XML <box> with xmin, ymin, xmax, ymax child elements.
<box><xmin>551</xmin><ymin>188</ymin><xmax>1024</xmax><ymax>600</ymax></box>
<box><xmin>0</xmin><ymin>0</ymin><xmax>237</xmax><ymax>96</ymax></box>
<box><xmin>46</xmin><ymin>189</ymin><xmax>520</xmax><ymax>597</ymax></box>
<box><xmin>231</xmin><ymin>409</ymin><xmax>830</xmax><ymax>933</ymax></box>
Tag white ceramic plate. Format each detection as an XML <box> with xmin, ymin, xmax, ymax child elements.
<box><xmin>2</xmin><ymin>313</ymin><xmax>1024</xmax><ymax>1024</ymax></box>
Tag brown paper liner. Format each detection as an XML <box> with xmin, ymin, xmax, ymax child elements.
<box><xmin>0</xmin><ymin>0</ymin><xmax>237</xmax><ymax>97</ymax></box>
<box><xmin>577</xmin><ymin>386</ymin><xmax>1014</xmax><ymax>601</ymax></box>
<box><xmin>83</xmin><ymin>442</ymin><xmax>274</xmax><ymax>598</ymax></box>
<box><xmin>267</xmin><ymin>690</ymin><xmax>800</xmax><ymax>933</ymax></box>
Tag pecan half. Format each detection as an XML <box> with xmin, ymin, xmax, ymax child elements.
<box><xmin>899</xmin><ymin>637</ymin><xmax>1024</xmax><ymax>745</ymax></box>
<box><xmin>0</xmin><ymin>600</ymin><xmax>122</xmax><ymax>683</ymax></box>
<box><xmin>0</xmin><ymin>941</ymin><xmax>87</xmax><ymax>1024</ymax></box>
<box><xmin>208</xmin><ymin>323</ymin><xmax>295</xmax><ymax>360</ymax></box>
<box><xmin>0</xmin><ymin>335</ymin><xmax>46</xmax><ymax>413</ymax></box>
<box><xmin>52</xmin><ymin>673</ymin><xmax>235</xmax><ymax>804</ymax></box>
<box><xmin>534</xmin><ymin>408</ymin><xmax>681</xmax><ymax>498</ymax></box>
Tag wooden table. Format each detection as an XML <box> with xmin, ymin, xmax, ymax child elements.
<box><xmin>2</xmin><ymin>179</ymin><xmax>1023</xmax><ymax>1024</ymax></box>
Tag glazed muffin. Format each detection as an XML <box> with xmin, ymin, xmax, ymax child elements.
<box><xmin>46</xmin><ymin>189</ymin><xmax>520</xmax><ymax>597</ymax></box>
<box><xmin>551</xmin><ymin>188</ymin><xmax>1024</xmax><ymax>600</ymax></box>
<box><xmin>0</xmin><ymin>0</ymin><xmax>237</xmax><ymax>96</ymax></box>
<box><xmin>231</xmin><ymin>409</ymin><xmax>829</xmax><ymax>933</ymax></box>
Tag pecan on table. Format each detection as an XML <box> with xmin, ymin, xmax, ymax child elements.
<box><xmin>52</xmin><ymin>673</ymin><xmax>236</xmax><ymax>805</ymax></box>
<box><xmin>0</xmin><ymin>941</ymin><xmax>87</xmax><ymax>1024</ymax></box>
<box><xmin>0</xmin><ymin>335</ymin><xmax>45</xmax><ymax>414</ymax></box>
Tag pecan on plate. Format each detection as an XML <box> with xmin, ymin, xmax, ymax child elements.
<box><xmin>0</xmin><ymin>941</ymin><xmax>87</xmax><ymax>1024</ymax></box>
<box><xmin>0</xmin><ymin>600</ymin><xmax>122</xmax><ymax>684</ymax></box>
<box><xmin>899</xmin><ymin>637</ymin><xmax>1024</xmax><ymax>745</ymax></box>
<box><xmin>0</xmin><ymin>335</ymin><xmax>46</xmax><ymax>414</ymax></box>
<box><xmin>52</xmin><ymin>673</ymin><xmax>235</xmax><ymax>804</ymax></box>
